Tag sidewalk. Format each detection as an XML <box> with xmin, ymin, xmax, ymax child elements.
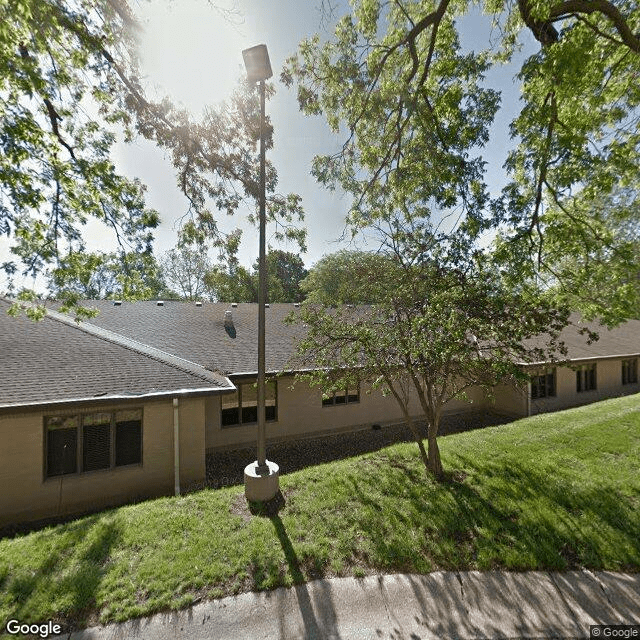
<box><xmin>56</xmin><ymin>571</ymin><xmax>640</xmax><ymax>640</ymax></box>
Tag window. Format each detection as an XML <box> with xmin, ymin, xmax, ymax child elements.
<box><xmin>622</xmin><ymin>358</ymin><xmax>638</xmax><ymax>385</ymax></box>
<box><xmin>46</xmin><ymin>409</ymin><xmax>142</xmax><ymax>478</ymax></box>
<box><xmin>576</xmin><ymin>364</ymin><xmax>597</xmax><ymax>393</ymax></box>
<box><xmin>221</xmin><ymin>380</ymin><xmax>277</xmax><ymax>427</ymax></box>
<box><xmin>322</xmin><ymin>386</ymin><xmax>360</xmax><ymax>406</ymax></box>
<box><xmin>530</xmin><ymin>368</ymin><xmax>556</xmax><ymax>399</ymax></box>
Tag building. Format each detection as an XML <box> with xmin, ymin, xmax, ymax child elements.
<box><xmin>1</xmin><ymin>298</ymin><xmax>639</xmax><ymax>527</ymax></box>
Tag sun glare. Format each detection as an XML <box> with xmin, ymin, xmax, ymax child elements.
<box><xmin>138</xmin><ymin>0</ymin><xmax>250</xmax><ymax>115</ymax></box>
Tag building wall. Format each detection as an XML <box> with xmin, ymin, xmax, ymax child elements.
<box><xmin>0</xmin><ymin>396</ymin><xmax>206</xmax><ymax>527</ymax></box>
<box><xmin>530</xmin><ymin>357</ymin><xmax>640</xmax><ymax>415</ymax></box>
<box><xmin>205</xmin><ymin>376</ymin><xmax>489</xmax><ymax>451</ymax></box>
<box><xmin>205</xmin><ymin>359</ymin><xmax>640</xmax><ymax>451</ymax></box>
<box><xmin>489</xmin><ymin>381</ymin><xmax>528</xmax><ymax>417</ymax></box>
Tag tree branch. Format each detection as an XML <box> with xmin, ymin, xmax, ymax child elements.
<box><xmin>549</xmin><ymin>0</ymin><xmax>640</xmax><ymax>53</ymax></box>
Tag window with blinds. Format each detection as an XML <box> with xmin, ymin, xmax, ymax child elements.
<box><xmin>622</xmin><ymin>358</ymin><xmax>638</xmax><ymax>385</ymax></box>
<box><xmin>530</xmin><ymin>368</ymin><xmax>556</xmax><ymax>399</ymax></box>
<box><xmin>576</xmin><ymin>364</ymin><xmax>597</xmax><ymax>392</ymax></box>
<box><xmin>322</xmin><ymin>386</ymin><xmax>360</xmax><ymax>406</ymax></box>
<box><xmin>221</xmin><ymin>380</ymin><xmax>277</xmax><ymax>428</ymax></box>
<box><xmin>45</xmin><ymin>409</ymin><xmax>142</xmax><ymax>478</ymax></box>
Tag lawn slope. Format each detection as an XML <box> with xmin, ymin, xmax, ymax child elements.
<box><xmin>1</xmin><ymin>393</ymin><xmax>639</xmax><ymax>629</ymax></box>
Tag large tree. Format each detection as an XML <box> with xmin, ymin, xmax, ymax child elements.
<box><xmin>159</xmin><ymin>245</ymin><xmax>211</xmax><ymax>301</ymax></box>
<box><xmin>301</xmin><ymin>250</ymin><xmax>392</xmax><ymax>305</ymax></box>
<box><xmin>205</xmin><ymin>246</ymin><xmax>308</xmax><ymax>303</ymax></box>
<box><xmin>283</xmin><ymin>0</ymin><xmax>640</xmax><ymax>322</ymax></box>
<box><xmin>1</xmin><ymin>0</ymin><xmax>304</xmax><ymax>315</ymax></box>
<box><xmin>524</xmin><ymin>183</ymin><xmax>640</xmax><ymax>325</ymax></box>
<box><xmin>294</xmin><ymin>219</ymin><xmax>569</xmax><ymax>479</ymax></box>
<box><xmin>257</xmin><ymin>249</ymin><xmax>308</xmax><ymax>303</ymax></box>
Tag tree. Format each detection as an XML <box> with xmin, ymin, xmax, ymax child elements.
<box><xmin>254</xmin><ymin>250</ymin><xmax>308</xmax><ymax>303</ymax></box>
<box><xmin>283</xmin><ymin>0</ymin><xmax>640</xmax><ymax>323</ymax></box>
<box><xmin>204</xmin><ymin>264</ymin><xmax>255</xmax><ymax>303</ymax></box>
<box><xmin>530</xmin><ymin>184</ymin><xmax>640</xmax><ymax>325</ymax></box>
<box><xmin>203</xmin><ymin>230</ymin><xmax>308</xmax><ymax>302</ymax></box>
<box><xmin>47</xmin><ymin>250</ymin><xmax>170</xmax><ymax>300</ymax></box>
<box><xmin>293</xmin><ymin>219</ymin><xmax>570</xmax><ymax>479</ymax></box>
<box><xmin>301</xmin><ymin>250</ymin><xmax>394</xmax><ymax>305</ymax></box>
<box><xmin>1</xmin><ymin>0</ymin><xmax>304</xmax><ymax>316</ymax></box>
<box><xmin>159</xmin><ymin>245</ymin><xmax>211</xmax><ymax>301</ymax></box>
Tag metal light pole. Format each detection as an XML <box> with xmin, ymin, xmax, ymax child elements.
<box><xmin>242</xmin><ymin>44</ymin><xmax>279</xmax><ymax>502</ymax></box>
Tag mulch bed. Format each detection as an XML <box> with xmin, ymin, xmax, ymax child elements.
<box><xmin>206</xmin><ymin>411</ymin><xmax>514</xmax><ymax>489</ymax></box>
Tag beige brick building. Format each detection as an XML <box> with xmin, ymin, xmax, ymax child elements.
<box><xmin>2</xmin><ymin>299</ymin><xmax>639</xmax><ymax>526</ymax></box>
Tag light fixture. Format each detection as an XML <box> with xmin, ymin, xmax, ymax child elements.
<box><xmin>242</xmin><ymin>44</ymin><xmax>273</xmax><ymax>83</ymax></box>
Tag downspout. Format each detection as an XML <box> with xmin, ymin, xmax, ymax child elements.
<box><xmin>173</xmin><ymin>397</ymin><xmax>180</xmax><ymax>496</ymax></box>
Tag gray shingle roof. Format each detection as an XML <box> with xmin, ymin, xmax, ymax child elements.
<box><xmin>64</xmin><ymin>300</ymin><xmax>309</xmax><ymax>375</ymax></box>
<box><xmin>0</xmin><ymin>299</ymin><xmax>232</xmax><ymax>409</ymax></box>
<box><xmin>523</xmin><ymin>314</ymin><xmax>640</xmax><ymax>363</ymax></box>
<box><xmin>39</xmin><ymin>300</ymin><xmax>640</xmax><ymax>378</ymax></box>
<box><xmin>76</xmin><ymin>301</ymin><xmax>640</xmax><ymax>370</ymax></box>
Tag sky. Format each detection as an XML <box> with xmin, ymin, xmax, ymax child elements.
<box><xmin>1</xmin><ymin>0</ymin><xmax>538</xmax><ymax>293</ymax></box>
<box><xmin>111</xmin><ymin>0</ymin><xmax>353</xmax><ymax>266</ymax></box>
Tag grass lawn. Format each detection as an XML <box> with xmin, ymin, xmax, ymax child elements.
<box><xmin>1</xmin><ymin>394</ymin><xmax>639</xmax><ymax>629</ymax></box>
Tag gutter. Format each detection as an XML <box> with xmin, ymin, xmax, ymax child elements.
<box><xmin>0</xmin><ymin>385</ymin><xmax>236</xmax><ymax>413</ymax></box>
<box><xmin>519</xmin><ymin>352</ymin><xmax>640</xmax><ymax>367</ymax></box>
<box><xmin>174</xmin><ymin>398</ymin><xmax>180</xmax><ymax>496</ymax></box>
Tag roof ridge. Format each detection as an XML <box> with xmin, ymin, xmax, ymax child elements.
<box><xmin>40</xmin><ymin>304</ymin><xmax>231</xmax><ymax>388</ymax></box>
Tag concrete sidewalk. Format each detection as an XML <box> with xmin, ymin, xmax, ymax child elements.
<box><xmin>56</xmin><ymin>571</ymin><xmax>640</xmax><ymax>640</ymax></box>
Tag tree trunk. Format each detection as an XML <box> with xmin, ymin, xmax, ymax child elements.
<box><xmin>380</xmin><ymin>373</ymin><xmax>431</xmax><ymax>474</ymax></box>
<box><xmin>427</xmin><ymin>418</ymin><xmax>444</xmax><ymax>480</ymax></box>
<box><xmin>406</xmin><ymin>416</ymin><xmax>430</xmax><ymax>473</ymax></box>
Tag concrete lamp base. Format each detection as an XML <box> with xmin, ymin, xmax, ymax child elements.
<box><xmin>244</xmin><ymin>460</ymin><xmax>279</xmax><ymax>502</ymax></box>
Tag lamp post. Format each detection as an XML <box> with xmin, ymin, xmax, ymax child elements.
<box><xmin>242</xmin><ymin>44</ymin><xmax>279</xmax><ymax>502</ymax></box>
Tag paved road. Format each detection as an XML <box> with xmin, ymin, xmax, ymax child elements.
<box><xmin>51</xmin><ymin>570</ymin><xmax>639</xmax><ymax>640</ymax></box>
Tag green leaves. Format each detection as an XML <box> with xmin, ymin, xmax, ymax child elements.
<box><xmin>285</xmin><ymin>0</ymin><xmax>640</xmax><ymax>325</ymax></box>
<box><xmin>2</xmin><ymin>1</ymin><xmax>306</xmax><ymax>319</ymax></box>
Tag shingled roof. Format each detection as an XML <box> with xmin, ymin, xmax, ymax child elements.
<box><xmin>39</xmin><ymin>300</ymin><xmax>640</xmax><ymax>377</ymax></box>
<box><xmin>62</xmin><ymin>300</ymin><xmax>310</xmax><ymax>375</ymax></box>
<box><xmin>523</xmin><ymin>314</ymin><xmax>640</xmax><ymax>364</ymax></box>
<box><xmin>0</xmin><ymin>299</ymin><xmax>232</xmax><ymax>410</ymax></box>
<box><xmin>74</xmin><ymin>301</ymin><xmax>640</xmax><ymax>370</ymax></box>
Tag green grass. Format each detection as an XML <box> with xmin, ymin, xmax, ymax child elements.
<box><xmin>1</xmin><ymin>394</ymin><xmax>639</xmax><ymax>629</ymax></box>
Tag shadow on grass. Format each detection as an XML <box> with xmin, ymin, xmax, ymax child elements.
<box><xmin>331</xmin><ymin>454</ymin><xmax>640</xmax><ymax>573</ymax></box>
<box><xmin>248</xmin><ymin>492</ymin><xmax>342</xmax><ymax>639</ymax></box>
<box><xmin>5</xmin><ymin>515</ymin><xmax>120</xmax><ymax>627</ymax></box>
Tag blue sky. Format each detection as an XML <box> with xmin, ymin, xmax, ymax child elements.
<box><xmin>115</xmin><ymin>0</ymin><xmax>537</xmax><ymax>267</ymax></box>
<box><xmin>2</xmin><ymin>0</ymin><xmax>539</xmax><ymax>291</ymax></box>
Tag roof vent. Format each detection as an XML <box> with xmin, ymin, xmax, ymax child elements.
<box><xmin>231</xmin><ymin>302</ymin><xmax>238</xmax><ymax>308</ymax></box>
<box><xmin>156</xmin><ymin>300</ymin><xmax>164</xmax><ymax>306</ymax></box>
<box><xmin>224</xmin><ymin>310</ymin><xmax>234</xmax><ymax>326</ymax></box>
<box><xmin>293</xmin><ymin>302</ymin><xmax>300</xmax><ymax>308</ymax></box>
<box><xmin>195</xmin><ymin>301</ymin><xmax>203</xmax><ymax>307</ymax></box>
<box><xmin>113</xmin><ymin>300</ymin><xmax>122</xmax><ymax>307</ymax></box>
<box><xmin>265</xmin><ymin>303</ymin><xmax>270</xmax><ymax>308</ymax></box>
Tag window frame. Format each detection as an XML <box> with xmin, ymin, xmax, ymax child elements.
<box><xmin>622</xmin><ymin>358</ymin><xmax>638</xmax><ymax>385</ymax></box>
<box><xmin>576</xmin><ymin>363</ymin><xmax>597</xmax><ymax>393</ymax></box>
<box><xmin>44</xmin><ymin>408</ymin><xmax>143</xmax><ymax>479</ymax></box>
<box><xmin>322</xmin><ymin>385</ymin><xmax>360</xmax><ymax>407</ymax></box>
<box><xmin>530</xmin><ymin>368</ymin><xmax>556</xmax><ymax>400</ymax></box>
<box><xmin>221</xmin><ymin>379</ymin><xmax>278</xmax><ymax>428</ymax></box>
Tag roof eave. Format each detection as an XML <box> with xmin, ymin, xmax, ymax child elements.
<box><xmin>0</xmin><ymin>384</ymin><xmax>237</xmax><ymax>414</ymax></box>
